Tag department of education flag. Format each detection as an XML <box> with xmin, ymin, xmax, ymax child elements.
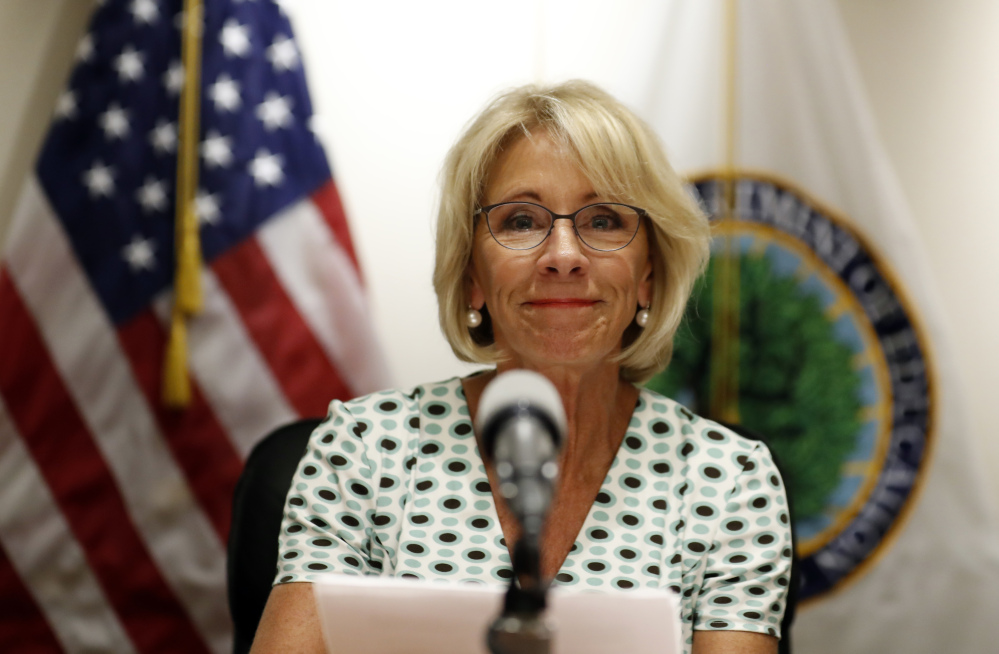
<box><xmin>0</xmin><ymin>1</ymin><xmax>389</xmax><ymax>651</ymax></box>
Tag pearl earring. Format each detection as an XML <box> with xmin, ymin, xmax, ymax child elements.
<box><xmin>466</xmin><ymin>306</ymin><xmax>482</xmax><ymax>328</ymax></box>
<box><xmin>635</xmin><ymin>304</ymin><xmax>650</xmax><ymax>328</ymax></box>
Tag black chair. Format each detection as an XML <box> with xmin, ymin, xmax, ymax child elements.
<box><xmin>226</xmin><ymin>417</ymin><xmax>799</xmax><ymax>654</ymax></box>
<box><xmin>227</xmin><ymin>417</ymin><xmax>321</xmax><ymax>654</ymax></box>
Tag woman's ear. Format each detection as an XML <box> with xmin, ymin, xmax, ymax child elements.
<box><xmin>637</xmin><ymin>257</ymin><xmax>653</xmax><ymax>309</ymax></box>
<box><xmin>467</xmin><ymin>264</ymin><xmax>485</xmax><ymax>311</ymax></box>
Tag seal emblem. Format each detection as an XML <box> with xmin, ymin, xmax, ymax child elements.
<box><xmin>647</xmin><ymin>172</ymin><xmax>934</xmax><ymax>601</ymax></box>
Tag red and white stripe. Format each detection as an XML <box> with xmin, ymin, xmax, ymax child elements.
<box><xmin>0</xmin><ymin>177</ymin><xmax>389</xmax><ymax>652</ymax></box>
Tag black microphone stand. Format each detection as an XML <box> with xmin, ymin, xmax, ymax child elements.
<box><xmin>486</xmin><ymin>527</ymin><xmax>552</xmax><ymax>654</ymax></box>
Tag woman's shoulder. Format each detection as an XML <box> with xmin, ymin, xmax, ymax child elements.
<box><xmin>635</xmin><ymin>386</ymin><xmax>774</xmax><ymax>463</ymax></box>
<box><xmin>326</xmin><ymin>376</ymin><xmax>466</xmax><ymax>418</ymax></box>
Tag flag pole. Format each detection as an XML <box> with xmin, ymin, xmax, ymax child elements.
<box><xmin>710</xmin><ymin>0</ymin><xmax>741</xmax><ymax>423</ymax></box>
<box><xmin>164</xmin><ymin>0</ymin><xmax>205</xmax><ymax>408</ymax></box>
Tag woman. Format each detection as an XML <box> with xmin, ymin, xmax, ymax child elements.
<box><xmin>251</xmin><ymin>81</ymin><xmax>792</xmax><ymax>654</ymax></box>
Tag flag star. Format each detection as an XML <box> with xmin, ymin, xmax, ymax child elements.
<box><xmin>164</xmin><ymin>60</ymin><xmax>184</xmax><ymax>95</ymax></box>
<box><xmin>130</xmin><ymin>0</ymin><xmax>159</xmax><ymax>24</ymax></box>
<box><xmin>220</xmin><ymin>19</ymin><xmax>251</xmax><ymax>57</ymax></box>
<box><xmin>256</xmin><ymin>92</ymin><xmax>293</xmax><ymax>131</ymax></box>
<box><xmin>249</xmin><ymin>149</ymin><xmax>284</xmax><ymax>187</ymax></box>
<box><xmin>122</xmin><ymin>235</ymin><xmax>156</xmax><ymax>271</ymax></box>
<box><xmin>209</xmin><ymin>73</ymin><xmax>241</xmax><ymax>112</ymax></box>
<box><xmin>114</xmin><ymin>45</ymin><xmax>145</xmax><ymax>82</ymax></box>
<box><xmin>195</xmin><ymin>190</ymin><xmax>221</xmax><ymax>225</ymax></box>
<box><xmin>267</xmin><ymin>35</ymin><xmax>299</xmax><ymax>72</ymax></box>
<box><xmin>136</xmin><ymin>177</ymin><xmax>168</xmax><ymax>213</ymax></box>
<box><xmin>201</xmin><ymin>130</ymin><xmax>234</xmax><ymax>168</ymax></box>
<box><xmin>149</xmin><ymin>120</ymin><xmax>177</xmax><ymax>154</ymax></box>
<box><xmin>75</xmin><ymin>34</ymin><xmax>94</xmax><ymax>62</ymax></box>
<box><xmin>83</xmin><ymin>161</ymin><xmax>115</xmax><ymax>198</ymax></box>
<box><xmin>99</xmin><ymin>103</ymin><xmax>130</xmax><ymax>140</ymax></box>
<box><xmin>55</xmin><ymin>90</ymin><xmax>77</xmax><ymax>120</ymax></box>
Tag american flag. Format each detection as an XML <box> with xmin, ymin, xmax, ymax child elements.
<box><xmin>0</xmin><ymin>0</ymin><xmax>389</xmax><ymax>651</ymax></box>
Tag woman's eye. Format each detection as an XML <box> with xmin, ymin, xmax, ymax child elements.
<box><xmin>504</xmin><ymin>214</ymin><xmax>539</xmax><ymax>231</ymax></box>
<box><xmin>587</xmin><ymin>213</ymin><xmax>622</xmax><ymax>231</ymax></box>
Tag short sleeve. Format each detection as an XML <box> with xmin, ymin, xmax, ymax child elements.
<box><xmin>694</xmin><ymin>441</ymin><xmax>793</xmax><ymax>638</ymax></box>
<box><xmin>273</xmin><ymin>393</ymin><xmax>414</xmax><ymax>583</ymax></box>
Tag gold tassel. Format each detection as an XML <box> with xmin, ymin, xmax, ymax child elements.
<box><xmin>163</xmin><ymin>0</ymin><xmax>204</xmax><ymax>408</ymax></box>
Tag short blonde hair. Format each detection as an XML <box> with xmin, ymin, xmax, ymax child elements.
<box><xmin>433</xmin><ymin>80</ymin><xmax>710</xmax><ymax>383</ymax></box>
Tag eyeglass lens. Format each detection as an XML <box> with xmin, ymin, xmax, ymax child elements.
<box><xmin>484</xmin><ymin>203</ymin><xmax>641</xmax><ymax>251</ymax></box>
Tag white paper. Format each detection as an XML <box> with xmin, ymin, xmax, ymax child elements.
<box><xmin>313</xmin><ymin>574</ymin><xmax>682</xmax><ymax>654</ymax></box>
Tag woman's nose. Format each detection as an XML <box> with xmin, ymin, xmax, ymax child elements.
<box><xmin>538</xmin><ymin>218</ymin><xmax>588</xmax><ymax>274</ymax></box>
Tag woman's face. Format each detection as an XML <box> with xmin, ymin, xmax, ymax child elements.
<box><xmin>468</xmin><ymin>131</ymin><xmax>652</xmax><ymax>372</ymax></box>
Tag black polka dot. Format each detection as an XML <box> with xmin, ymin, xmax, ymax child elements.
<box><xmin>591</xmin><ymin>529</ymin><xmax>609</xmax><ymax>540</ymax></box>
<box><xmin>401</xmin><ymin>573</ymin><xmax>419</xmax><ymax>579</ymax></box>
<box><xmin>623</xmin><ymin>476</ymin><xmax>641</xmax><ymax>489</ymax></box>
<box><xmin>341</xmin><ymin>516</ymin><xmax>359</xmax><ymax>528</ymax></box>
<box><xmin>678</xmin><ymin>483</ymin><xmax>689</xmax><ymax>496</ymax></box>
<box><xmin>620</xmin><ymin>549</ymin><xmax>637</xmax><ymax>560</ymax></box>
<box><xmin>350</xmin><ymin>483</ymin><xmax>369</xmax><ymax>497</ymax></box>
<box><xmin>653</xmin><ymin>462</ymin><xmax>670</xmax><ymax>474</ymax></box>
<box><xmin>468</xmin><ymin>550</ymin><xmax>486</xmax><ymax>560</ymax></box>
<box><xmin>318</xmin><ymin>490</ymin><xmax>336</xmax><ymax>501</ymax></box>
<box><xmin>653</xmin><ymin>499</ymin><xmax>668</xmax><ymax>511</ymax></box>
<box><xmin>280</xmin><ymin>575</ymin><xmax>293</xmax><ymax>583</ymax></box>
<box><xmin>405</xmin><ymin>457</ymin><xmax>417</xmax><ymax>470</ymax></box>
<box><xmin>497</xmin><ymin>569</ymin><xmax>513</xmax><ymax>579</ymax></box>
<box><xmin>310</xmin><ymin>517</ymin><xmax>329</xmax><ymax>529</ymax></box>
<box><xmin>471</xmin><ymin>518</ymin><xmax>489</xmax><ymax>529</ymax></box>
<box><xmin>651</xmin><ymin>420</ymin><xmax>670</xmax><ymax>434</ymax></box>
<box><xmin>303</xmin><ymin>465</ymin><xmax>317</xmax><ymax>476</ymax></box>
<box><xmin>706</xmin><ymin>430</ymin><xmax>725</xmax><ymax>441</ymax></box>
<box><xmin>379</xmin><ymin>477</ymin><xmax>395</xmax><ymax>489</ymax></box>
<box><xmin>282</xmin><ymin>551</ymin><xmax>298</xmax><ymax>560</ymax></box>
<box><xmin>709</xmin><ymin>620</ymin><xmax>729</xmax><ymax>629</ymax></box>
<box><xmin>748</xmin><ymin>586</ymin><xmax>766</xmax><ymax>596</ymax></box>
<box><xmin>679</xmin><ymin>408</ymin><xmax>694</xmax><ymax>420</ymax></box>
<box><xmin>443</xmin><ymin>498</ymin><xmax>462</xmax><ymax>510</ymax></box>
<box><xmin>680</xmin><ymin>443</ymin><xmax>694</xmax><ymax>458</ymax></box>
<box><xmin>670</xmin><ymin>554</ymin><xmax>682</xmax><ymax>565</ymax></box>
<box><xmin>757</xmin><ymin>564</ymin><xmax>774</xmax><ymax>573</ymax></box>
<box><xmin>409</xmin><ymin>417</ymin><xmax>420</xmax><ymax>429</ymax></box>
<box><xmin>688</xmin><ymin>541</ymin><xmax>706</xmax><ymax>553</ymax></box>
<box><xmin>321</xmin><ymin>434</ymin><xmax>334</xmax><ymax>444</ymax></box>
<box><xmin>372</xmin><ymin>515</ymin><xmax>390</xmax><ymax>526</ymax></box>
<box><xmin>752</xmin><ymin>497</ymin><xmax>769</xmax><ymax>509</ymax></box>
<box><xmin>370</xmin><ymin>560</ymin><xmax>383</xmax><ymax>570</ymax></box>
<box><xmin>439</xmin><ymin>532</ymin><xmax>457</xmax><ymax>543</ymax></box>
<box><xmin>289</xmin><ymin>497</ymin><xmax>304</xmax><ymax>507</ymax></box>
<box><xmin>411</xmin><ymin>514</ymin><xmax>429</xmax><ymax>525</ymax></box>
<box><xmin>313</xmin><ymin>538</ymin><xmax>332</xmax><ymax>547</ymax></box>
<box><xmin>421</xmin><ymin>443</ymin><xmax>440</xmax><ymax>455</ymax></box>
<box><xmin>555</xmin><ymin>573</ymin><xmax>574</xmax><ymax>583</ymax></box>
<box><xmin>587</xmin><ymin>562</ymin><xmax>606</xmax><ymax>572</ymax></box>
<box><xmin>307</xmin><ymin>563</ymin><xmax>328</xmax><ymax>571</ymax></box>
<box><xmin>455</xmin><ymin>422</ymin><xmax>472</xmax><ymax>435</ymax></box>
<box><xmin>703</xmin><ymin>466</ymin><xmax>721</xmax><ymax>479</ymax></box>
<box><xmin>729</xmin><ymin>554</ymin><xmax>747</xmax><ymax>564</ymax></box>
<box><xmin>427</xmin><ymin>403</ymin><xmax>446</xmax><ymax>416</ymax></box>
<box><xmin>406</xmin><ymin>543</ymin><xmax>426</xmax><ymax>554</ymax></box>
<box><xmin>329</xmin><ymin>455</ymin><xmax>347</xmax><ymax>467</ymax></box>
<box><xmin>344</xmin><ymin>556</ymin><xmax>360</xmax><ymax>568</ymax></box>
<box><xmin>646</xmin><ymin>565</ymin><xmax>661</xmax><ymax>576</ymax></box>
<box><xmin>287</xmin><ymin>525</ymin><xmax>303</xmax><ymax>534</ymax></box>
<box><xmin>616</xmin><ymin>579</ymin><xmax>634</xmax><ymax>589</ymax></box>
<box><xmin>447</xmin><ymin>461</ymin><xmax>467</xmax><ymax>473</ymax></box>
<box><xmin>758</xmin><ymin>534</ymin><xmax>775</xmax><ymax>545</ymax></box>
<box><xmin>434</xmin><ymin>563</ymin><xmax>453</xmax><ymax>573</ymax></box>
<box><xmin>649</xmin><ymin>534</ymin><xmax>664</xmax><ymax>546</ymax></box>
<box><xmin>696</xmin><ymin>506</ymin><xmax>715</xmax><ymax>517</ymax></box>
<box><xmin>596</xmin><ymin>492</ymin><xmax>611</xmax><ymax>504</ymax></box>
<box><xmin>379</xmin><ymin>401</ymin><xmax>398</xmax><ymax>412</ymax></box>
<box><xmin>475</xmin><ymin>481</ymin><xmax>491</xmax><ymax>493</ymax></box>
<box><xmin>625</xmin><ymin>436</ymin><xmax>642</xmax><ymax>450</ymax></box>
<box><xmin>352</xmin><ymin>423</ymin><xmax>368</xmax><ymax>437</ymax></box>
<box><xmin>416</xmin><ymin>480</ymin><xmax>434</xmax><ymax>492</ymax></box>
<box><xmin>380</xmin><ymin>438</ymin><xmax>397</xmax><ymax>451</ymax></box>
<box><xmin>713</xmin><ymin>596</ymin><xmax>733</xmax><ymax>605</ymax></box>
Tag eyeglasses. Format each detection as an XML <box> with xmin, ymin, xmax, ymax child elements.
<box><xmin>474</xmin><ymin>202</ymin><xmax>646</xmax><ymax>252</ymax></box>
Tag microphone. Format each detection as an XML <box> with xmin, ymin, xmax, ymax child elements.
<box><xmin>476</xmin><ymin>370</ymin><xmax>566</xmax><ymax>538</ymax></box>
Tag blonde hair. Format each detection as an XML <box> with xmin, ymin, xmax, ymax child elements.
<box><xmin>433</xmin><ymin>80</ymin><xmax>710</xmax><ymax>383</ymax></box>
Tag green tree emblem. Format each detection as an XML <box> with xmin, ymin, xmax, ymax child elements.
<box><xmin>647</xmin><ymin>247</ymin><xmax>862</xmax><ymax>524</ymax></box>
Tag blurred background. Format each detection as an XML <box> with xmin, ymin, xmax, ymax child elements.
<box><xmin>0</xmin><ymin>1</ymin><xmax>996</xmax><ymax>651</ymax></box>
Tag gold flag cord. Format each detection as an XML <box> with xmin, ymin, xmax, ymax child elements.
<box><xmin>163</xmin><ymin>0</ymin><xmax>205</xmax><ymax>408</ymax></box>
<box><xmin>709</xmin><ymin>0</ymin><xmax>741</xmax><ymax>423</ymax></box>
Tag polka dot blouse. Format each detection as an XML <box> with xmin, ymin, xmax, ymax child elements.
<box><xmin>275</xmin><ymin>377</ymin><xmax>792</xmax><ymax>649</ymax></box>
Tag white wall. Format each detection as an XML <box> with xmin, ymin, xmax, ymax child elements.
<box><xmin>0</xmin><ymin>1</ymin><xmax>995</xmax><ymax>499</ymax></box>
